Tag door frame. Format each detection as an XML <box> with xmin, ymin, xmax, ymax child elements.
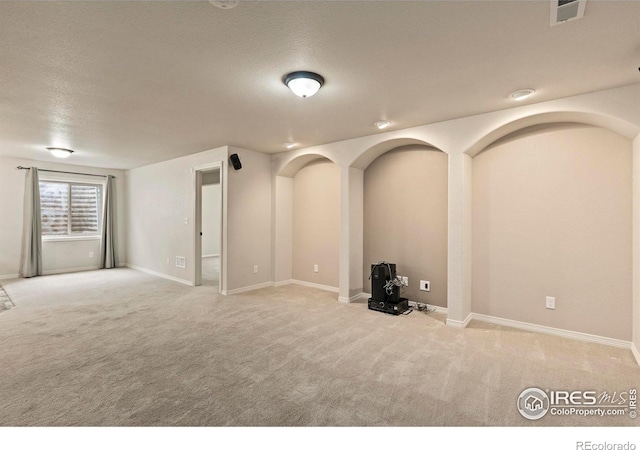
<box><xmin>193</xmin><ymin>161</ymin><xmax>225</xmax><ymax>293</ymax></box>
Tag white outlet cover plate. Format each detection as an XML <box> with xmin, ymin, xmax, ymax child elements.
<box><xmin>546</xmin><ymin>296</ymin><xmax>555</xmax><ymax>309</ymax></box>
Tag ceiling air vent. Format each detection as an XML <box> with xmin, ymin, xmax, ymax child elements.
<box><xmin>550</xmin><ymin>0</ymin><xmax>586</xmax><ymax>26</ymax></box>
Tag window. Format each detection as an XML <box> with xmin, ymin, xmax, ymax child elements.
<box><xmin>39</xmin><ymin>181</ymin><xmax>102</xmax><ymax>238</ymax></box>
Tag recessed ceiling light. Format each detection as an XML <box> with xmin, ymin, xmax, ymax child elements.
<box><xmin>375</xmin><ymin>120</ymin><xmax>391</xmax><ymax>130</ymax></box>
<box><xmin>285</xmin><ymin>142</ymin><xmax>297</xmax><ymax>149</ymax></box>
<box><xmin>208</xmin><ymin>0</ymin><xmax>238</xmax><ymax>9</ymax></box>
<box><xmin>510</xmin><ymin>88</ymin><xmax>536</xmax><ymax>101</ymax></box>
<box><xmin>283</xmin><ymin>71</ymin><xmax>325</xmax><ymax>98</ymax></box>
<box><xmin>47</xmin><ymin>147</ymin><xmax>74</xmax><ymax>158</ymax></box>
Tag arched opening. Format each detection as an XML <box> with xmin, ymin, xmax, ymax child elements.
<box><xmin>465</xmin><ymin>111</ymin><xmax>639</xmax><ymax>157</ymax></box>
<box><xmin>471</xmin><ymin>122</ymin><xmax>633</xmax><ymax>340</ymax></box>
<box><xmin>351</xmin><ymin>137</ymin><xmax>442</xmax><ymax>170</ymax></box>
<box><xmin>292</xmin><ymin>158</ymin><xmax>341</xmax><ymax>289</ymax></box>
<box><xmin>362</xmin><ymin>144</ymin><xmax>449</xmax><ymax>308</ymax></box>
<box><xmin>273</xmin><ymin>152</ymin><xmax>341</xmax><ymax>293</ymax></box>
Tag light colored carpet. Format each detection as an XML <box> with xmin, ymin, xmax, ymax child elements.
<box><xmin>0</xmin><ymin>268</ymin><xmax>638</xmax><ymax>426</ymax></box>
<box><xmin>201</xmin><ymin>256</ymin><xmax>219</xmax><ymax>288</ymax></box>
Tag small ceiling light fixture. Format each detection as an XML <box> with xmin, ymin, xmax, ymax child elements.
<box><xmin>285</xmin><ymin>142</ymin><xmax>297</xmax><ymax>149</ymax></box>
<box><xmin>375</xmin><ymin>120</ymin><xmax>391</xmax><ymax>130</ymax></box>
<box><xmin>284</xmin><ymin>71</ymin><xmax>325</xmax><ymax>98</ymax></box>
<box><xmin>510</xmin><ymin>88</ymin><xmax>536</xmax><ymax>101</ymax></box>
<box><xmin>47</xmin><ymin>147</ymin><xmax>74</xmax><ymax>158</ymax></box>
<box><xmin>209</xmin><ymin>0</ymin><xmax>238</xmax><ymax>9</ymax></box>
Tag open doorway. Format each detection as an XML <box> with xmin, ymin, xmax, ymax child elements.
<box><xmin>194</xmin><ymin>163</ymin><xmax>223</xmax><ymax>292</ymax></box>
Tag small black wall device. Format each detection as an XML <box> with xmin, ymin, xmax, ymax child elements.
<box><xmin>229</xmin><ymin>153</ymin><xmax>242</xmax><ymax>170</ymax></box>
<box><xmin>368</xmin><ymin>262</ymin><xmax>409</xmax><ymax>315</ymax></box>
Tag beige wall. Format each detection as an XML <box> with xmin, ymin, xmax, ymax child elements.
<box><xmin>126</xmin><ymin>146</ymin><xmax>228</xmax><ymax>284</ymax></box>
<box><xmin>225</xmin><ymin>146</ymin><xmax>272</xmax><ymax>290</ymax></box>
<box><xmin>126</xmin><ymin>145</ymin><xmax>272</xmax><ymax>291</ymax></box>
<box><xmin>274</xmin><ymin>176</ymin><xmax>293</xmax><ymax>283</ymax></box>
<box><xmin>0</xmin><ymin>156</ymin><xmax>126</xmax><ymax>278</ymax></box>
<box><xmin>473</xmin><ymin>124</ymin><xmax>632</xmax><ymax>340</ymax></box>
<box><xmin>292</xmin><ymin>159</ymin><xmax>340</xmax><ymax>287</ymax></box>
<box><xmin>362</xmin><ymin>146</ymin><xmax>449</xmax><ymax>307</ymax></box>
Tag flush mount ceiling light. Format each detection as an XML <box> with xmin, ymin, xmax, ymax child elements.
<box><xmin>375</xmin><ymin>120</ymin><xmax>391</xmax><ymax>130</ymax></box>
<box><xmin>283</xmin><ymin>71</ymin><xmax>325</xmax><ymax>98</ymax></box>
<box><xmin>47</xmin><ymin>147</ymin><xmax>74</xmax><ymax>158</ymax></box>
<box><xmin>285</xmin><ymin>142</ymin><xmax>297</xmax><ymax>149</ymax></box>
<box><xmin>208</xmin><ymin>0</ymin><xmax>238</xmax><ymax>9</ymax></box>
<box><xmin>510</xmin><ymin>88</ymin><xmax>536</xmax><ymax>101</ymax></box>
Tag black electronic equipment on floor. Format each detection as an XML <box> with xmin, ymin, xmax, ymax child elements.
<box><xmin>368</xmin><ymin>262</ymin><xmax>409</xmax><ymax>315</ymax></box>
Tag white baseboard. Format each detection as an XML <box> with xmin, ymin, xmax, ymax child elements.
<box><xmin>202</xmin><ymin>254</ymin><xmax>220</xmax><ymax>259</ymax></box>
<box><xmin>338</xmin><ymin>293</ymin><xmax>364</xmax><ymax>304</ymax></box>
<box><xmin>471</xmin><ymin>313</ymin><xmax>632</xmax><ymax>350</ymax></box>
<box><xmin>272</xmin><ymin>279</ymin><xmax>339</xmax><ymax>294</ymax></box>
<box><xmin>288</xmin><ymin>279</ymin><xmax>339</xmax><ymax>294</ymax></box>
<box><xmin>126</xmin><ymin>264</ymin><xmax>193</xmax><ymax>286</ymax></box>
<box><xmin>225</xmin><ymin>281</ymin><xmax>274</xmax><ymax>295</ymax></box>
<box><xmin>42</xmin><ymin>265</ymin><xmax>101</xmax><ymax>276</ymax></box>
<box><xmin>446</xmin><ymin>313</ymin><xmax>472</xmax><ymax>329</ymax></box>
<box><xmin>275</xmin><ymin>279</ymin><xmax>350</xmax><ymax>302</ymax></box>
<box><xmin>630</xmin><ymin>342</ymin><xmax>640</xmax><ymax>366</ymax></box>
<box><xmin>0</xmin><ymin>274</ymin><xmax>18</xmax><ymax>280</ymax></box>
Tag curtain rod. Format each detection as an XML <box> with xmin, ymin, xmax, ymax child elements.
<box><xmin>16</xmin><ymin>166</ymin><xmax>116</xmax><ymax>179</ymax></box>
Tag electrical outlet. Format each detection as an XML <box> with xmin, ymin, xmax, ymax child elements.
<box><xmin>420</xmin><ymin>280</ymin><xmax>430</xmax><ymax>291</ymax></box>
<box><xmin>253</xmin><ymin>265</ymin><xmax>258</xmax><ymax>274</ymax></box>
<box><xmin>167</xmin><ymin>258</ymin><xmax>170</xmax><ymax>266</ymax></box>
<box><xmin>314</xmin><ymin>264</ymin><xmax>319</xmax><ymax>273</ymax></box>
<box><xmin>546</xmin><ymin>296</ymin><xmax>556</xmax><ymax>310</ymax></box>
<box><xmin>88</xmin><ymin>251</ymin><xmax>94</xmax><ymax>258</ymax></box>
<box><xmin>184</xmin><ymin>217</ymin><xmax>189</xmax><ymax>225</ymax></box>
<box><xmin>401</xmin><ymin>276</ymin><xmax>408</xmax><ymax>287</ymax></box>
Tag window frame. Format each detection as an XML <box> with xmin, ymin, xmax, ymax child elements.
<box><xmin>39</xmin><ymin>176</ymin><xmax>105</xmax><ymax>242</ymax></box>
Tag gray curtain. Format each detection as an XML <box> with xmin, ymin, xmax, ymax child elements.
<box><xmin>19</xmin><ymin>167</ymin><xmax>42</xmax><ymax>278</ymax></box>
<box><xmin>100</xmin><ymin>175</ymin><xmax>118</xmax><ymax>269</ymax></box>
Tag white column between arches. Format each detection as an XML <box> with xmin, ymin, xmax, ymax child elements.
<box><xmin>446</xmin><ymin>151</ymin><xmax>473</xmax><ymax>327</ymax></box>
<box><xmin>339</xmin><ymin>166</ymin><xmax>364</xmax><ymax>303</ymax></box>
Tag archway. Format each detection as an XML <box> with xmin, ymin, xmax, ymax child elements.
<box><xmin>471</xmin><ymin>121</ymin><xmax>633</xmax><ymax>341</ymax></box>
<box><xmin>362</xmin><ymin>144</ymin><xmax>449</xmax><ymax>309</ymax></box>
<box><xmin>273</xmin><ymin>153</ymin><xmax>340</xmax><ymax>293</ymax></box>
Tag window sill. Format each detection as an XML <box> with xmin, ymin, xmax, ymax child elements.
<box><xmin>42</xmin><ymin>236</ymin><xmax>101</xmax><ymax>243</ymax></box>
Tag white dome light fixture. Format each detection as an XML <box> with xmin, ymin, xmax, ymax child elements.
<box><xmin>375</xmin><ymin>120</ymin><xmax>391</xmax><ymax>130</ymax></box>
<box><xmin>47</xmin><ymin>147</ymin><xmax>74</xmax><ymax>158</ymax></box>
<box><xmin>285</xmin><ymin>142</ymin><xmax>297</xmax><ymax>149</ymax></box>
<box><xmin>209</xmin><ymin>0</ymin><xmax>238</xmax><ymax>9</ymax></box>
<box><xmin>284</xmin><ymin>71</ymin><xmax>325</xmax><ymax>98</ymax></box>
<box><xmin>510</xmin><ymin>88</ymin><xmax>536</xmax><ymax>101</ymax></box>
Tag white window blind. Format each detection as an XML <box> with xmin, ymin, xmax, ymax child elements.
<box><xmin>39</xmin><ymin>181</ymin><xmax>102</xmax><ymax>237</ymax></box>
<box><xmin>70</xmin><ymin>185</ymin><xmax>99</xmax><ymax>233</ymax></box>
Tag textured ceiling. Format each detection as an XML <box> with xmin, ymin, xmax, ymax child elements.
<box><xmin>0</xmin><ymin>0</ymin><xmax>639</xmax><ymax>169</ymax></box>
